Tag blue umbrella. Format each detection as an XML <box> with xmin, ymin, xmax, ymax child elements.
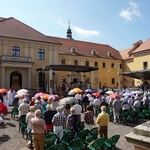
<box><xmin>84</xmin><ymin>89</ymin><xmax>93</xmax><ymax>93</ymax></box>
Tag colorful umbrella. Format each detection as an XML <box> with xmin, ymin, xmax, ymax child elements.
<box><xmin>41</xmin><ymin>93</ymin><xmax>50</xmax><ymax>100</ymax></box>
<box><xmin>34</xmin><ymin>92</ymin><xmax>45</xmax><ymax>99</ymax></box>
<box><xmin>68</xmin><ymin>90</ymin><xmax>76</xmax><ymax>96</ymax></box>
<box><xmin>59</xmin><ymin>97</ymin><xmax>76</xmax><ymax>106</ymax></box>
<box><xmin>109</xmin><ymin>93</ymin><xmax>120</xmax><ymax>99</ymax></box>
<box><xmin>14</xmin><ymin>93</ymin><xmax>29</xmax><ymax>98</ymax></box>
<box><xmin>49</xmin><ymin>94</ymin><xmax>59</xmax><ymax>101</ymax></box>
<box><xmin>106</xmin><ymin>91</ymin><xmax>114</xmax><ymax>95</ymax></box>
<box><xmin>92</xmin><ymin>92</ymin><xmax>101</xmax><ymax>97</ymax></box>
<box><xmin>72</xmin><ymin>88</ymin><xmax>82</xmax><ymax>93</ymax></box>
<box><xmin>17</xmin><ymin>89</ymin><xmax>28</xmax><ymax>94</ymax></box>
<box><xmin>0</xmin><ymin>88</ymin><xmax>8</xmax><ymax>93</ymax></box>
<box><xmin>0</xmin><ymin>102</ymin><xmax>8</xmax><ymax>115</ymax></box>
<box><xmin>122</xmin><ymin>92</ymin><xmax>133</xmax><ymax>97</ymax></box>
<box><xmin>84</xmin><ymin>89</ymin><xmax>93</xmax><ymax>93</ymax></box>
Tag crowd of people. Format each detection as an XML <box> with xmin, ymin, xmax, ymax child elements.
<box><xmin>0</xmin><ymin>87</ymin><xmax>150</xmax><ymax>149</ymax></box>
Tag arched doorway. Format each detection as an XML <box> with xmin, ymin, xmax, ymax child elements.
<box><xmin>10</xmin><ymin>71</ymin><xmax>22</xmax><ymax>90</ymax></box>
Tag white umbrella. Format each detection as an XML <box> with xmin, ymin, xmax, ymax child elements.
<box><xmin>68</xmin><ymin>90</ymin><xmax>76</xmax><ymax>96</ymax></box>
<box><xmin>59</xmin><ymin>97</ymin><xmax>76</xmax><ymax>106</ymax></box>
<box><xmin>17</xmin><ymin>89</ymin><xmax>28</xmax><ymax>94</ymax></box>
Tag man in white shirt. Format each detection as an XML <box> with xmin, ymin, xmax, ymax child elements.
<box><xmin>73</xmin><ymin>100</ymin><xmax>82</xmax><ymax>122</ymax></box>
<box><xmin>18</xmin><ymin>99</ymin><xmax>30</xmax><ymax>118</ymax></box>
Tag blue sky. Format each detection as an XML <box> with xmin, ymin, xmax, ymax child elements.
<box><xmin>0</xmin><ymin>0</ymin><xmax>150</xmax><ymax>50</ymax></box>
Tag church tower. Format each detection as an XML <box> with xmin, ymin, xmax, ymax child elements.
<box><xmin>66</xmin><ymin>21</ymin><xmax>73</xmax><ymax>39</ymax></box>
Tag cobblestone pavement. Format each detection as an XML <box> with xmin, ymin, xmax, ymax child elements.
<box><xmin>0</xmin><ymin>107</ymin><xmax>135</xmax><ymax>150</ymax></box>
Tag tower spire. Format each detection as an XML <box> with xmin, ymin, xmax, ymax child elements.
<box><xmin>66</xmin><ymin>20</ymin><xmax>72</xmax><ymax>39</ymax></box>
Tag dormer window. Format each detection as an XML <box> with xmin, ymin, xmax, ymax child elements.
<box><xmin>91</xmin><ymin>50</ymin><xmax>97</xmax><ymax>55</ymax></box>
<box><xmin>107</xmin><ymin>51</ymin><xmax>113</xmax><ymax>57</ymax></box>
<box><xmin>70</xmin><ymin>47</ymin><xmax>77</xmax><ymax>53</ymax></box>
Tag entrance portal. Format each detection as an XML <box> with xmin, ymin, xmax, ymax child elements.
<box><xmin>10</xmin><ymin>71</ymin><xmax>22</xmax><ymax>90</ymax></box>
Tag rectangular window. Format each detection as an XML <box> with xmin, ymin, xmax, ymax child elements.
<box><xmin>61</xmin><ymin>59</ymin><xmax>66</xmax><ymax>65</ymax></box>
<box><xmin>38</xmin><ymin>49</ymin><xmax>45</xmax><ymax>60</ymax></box>
<box><xmin>94</xmin><ymin>61</ymin><xmax>98</xmax><ymax>67</ymax></box>
<box><xmin>85</xmin><ymin>61</ymin><xmax>89</xmax><ymax>67</ymax></box>
<box><xmin>120</xmin><ymin>64</ymin><xmax>122</xmax><ymax>69</ymax></box>
<box><xmin>12</xmin><ymin>46</ymin><xmax>20</xmax><ymax>56</ymax></box>
<box><xmin>112</xmin><ymin>78</ymin><xmax>115</xmax><ymax>84</ymax></box>
<box><xmin>74</xmin><ymin>60</ymin><xmax>78</xmax><ymax>65</ymax></box>
<box><xmin>102</xmin><ymin>62</ymin><xmax>106</xmax><ymax>68</ymax></box>
<box><xmin>111</xmin><ymin>63</ymin><xmax>114</xmax><ymax>68</ymax></box>
<box><xmin>143</xmin><ymin>62</ymin><xmax>147</xmax><ymax>70</ymax></box>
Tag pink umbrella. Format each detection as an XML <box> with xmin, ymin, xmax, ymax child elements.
<box><xmin>34</xmin><ymin>92</ymin><xmax>45</xmax><ymax>99</ymax></box>
<box><xmin>109</xmin><ymin>93</ymin><xmax>120</xmax><ymax>99</ymax></box>
<box><xmin>49</xmin><ymin>94</ymin><xmax>59</xmax><ymax>101</ymax></box>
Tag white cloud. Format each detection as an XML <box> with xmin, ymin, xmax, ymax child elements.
<box><xmin>73</xmin><ymin>27</ymin><xmax>99</xmax><ymax>38</ymax></box>
<box><xmin>57</xmin><ymin>18</ymin><xmax>67</xmax><ymax>27</ymax></box>
<box><xmin>119</xmin><ymin>1</ymin><xmax>141</xmax><ymax>22</ymax></box>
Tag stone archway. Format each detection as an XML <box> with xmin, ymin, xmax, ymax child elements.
<box><xmin>10</xmin><ymin>71</ymin><xmax>22</xmax><ymax>90</ymax></box>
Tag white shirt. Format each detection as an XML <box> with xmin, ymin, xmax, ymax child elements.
<box><xmin>73</xmin><ymin>104</ymin><xmax>82</xmax><ymax>115</ymax></box>
<box><xmin>26</xmin><ymin>112</ymin><xmax>35</xmax><ymax>128</ymax></box>
<box><xmin>75</xmin><ymin>94</ymin><xmax>82</xmax><ymax>100</ymax></box>
<box><xmin>93</xmin><ymin>98</ymin><xmax>101</xmax><ymax>106</ymax></box>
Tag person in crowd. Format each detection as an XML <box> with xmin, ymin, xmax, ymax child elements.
<box><xmin>127</xmin><ymin>95</ymin><xmax>134</xmax><ymax>107</ymax></box>
<box><xmin>29</xmin><ymin>97</ymin><xmax>35</xmax><ymax>106</ymax></box>
<box><xmin>121</xmin><ymin>98</ymin><xmax>130</xmax><ymax>114</ymax></box>
<box><xmin>31</xmin><ymin>109</ymin><xmax>46</xmax><ymax>150</ymax></box>
<box><xmin>26</xmin><ymin>106</ymin><xmax>35</xmax><ymax>134</ymax></box>
<box><xmin>100</xmin><ymin>97</ymin><xmax>108</xmax><ymax>108</ymax></box>
<box><xmin>84</xmin><ymin>105</ymin><xmax>94</xmax><ymax>130</ymax></box>
<box><xmin>89</xmin><ymin>94</ymin><xmax>95</xmax><ymax>108</ymax></box>
<box><xmin>82</xmin><ymin>93</ymin><xmax>90</xmax><ymax>112</ymax></box>
<box><xmin>66</xmin><ymin>107</ymin><xmax>79</xmax><ymax>135</ymax></box>
<box><xmin>92</xmin><ymin>96</ymin><xmax>101</xmax><ymax>116</ymax></box>
<box><xmin>52</xmin><ymin>107</ymin><xmax>66</xmax><ymax>138</ymax></box>
<box><xmin>72</xmin><ymin>100</ymin><xmax>82</xmax><ymax>122</ymax></box>
<box><xmin>3</xmin><ymin>92</ymin><xmax>9</xmax><ymax>111</ymax></box>
<box><xmin>133</xmin><ymin>97</ymin><xmax>141</xmax><ymax>111</ymax></box>
<box><xmin>7</xmin><ymin>89</ymin><xmax>13</xmax><ymax>106</ymax></box>
<box><xmin>18</xmin><ymin>95</ymin><xmax>25</xmax><ymax>106</ymax></box>
<box><xmin>96</xmin><ymin>106</ymin><xmax>109</xmax><ymax>140</ymax></box>
<box><xmin>62</xmin><ymin>103</ymin><xmax>71</xmax><ymax>120</ymax></box>
<box><xmin>75</xmin><ymin>92</ymin><xmax>82</xmax><ymax>105</ymax></box>
<box><xmin>44</xmin><ymin>104</ymin><xmax>57</xmax><ymax>134</ymax></box>
<box><xmin>18</xmin><ymin>99</ymin><xmax>30</xmax><ymax>119</ymax></box>
<box><xmin>112</xmin><ymin>96</ymin><xmax>121</xmax><ymax>124</ymax></box>
<box><xmin>34</xmin><ymin>100</ymin><xmax>42</xmax><ymax>111</ymax></box>
<box><xmin>51</xmin><ymin>99</ymin><xmax>59</xmax><ymax>111</ymax></box>
<box><xmin>142</xmin><ymin>94</ymin><xmax>149</xmax><ymax>110</ymax></box>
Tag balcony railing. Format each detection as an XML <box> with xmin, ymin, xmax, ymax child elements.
<box><xmin>0</xmin><ymin>55</ymin><xmax>32</xmax><ymax>62</ymax></box>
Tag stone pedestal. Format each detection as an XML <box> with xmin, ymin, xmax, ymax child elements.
<box><xmin>125</xmin><ymin>121</ymin><xmax>150</xmax><ymax>150</ymax></box>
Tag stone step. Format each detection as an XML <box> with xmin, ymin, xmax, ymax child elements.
<box><xmin>125</xmin><ymin>132</ymin><xmax>150</xmax><ymax>150</ymax></box>
<box><xmin>133</xmin><ymin>121</ymin><xmax>150</xmax><ymax>137</ymax></box>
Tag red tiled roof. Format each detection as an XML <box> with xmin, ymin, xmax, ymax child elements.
<box><xmin>0</xmin><ymin>17</ymin><xmax>60</xmax><ymax>44</ymax></box>
<box><xmin>119</xmin><ymin>47</ymin><xmax>133</xmax><ymax>60</ymax></box>
<box><xmin>132</xmin><ymin>38</ymin><xmax>150</xmax><ymax>53</ymax></box>
<box><xmin>49</xmin><ymin>36</ymin><xmax>122</xmax><ymax>59</ymax></box>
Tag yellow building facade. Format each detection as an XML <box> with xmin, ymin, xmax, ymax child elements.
<box><xmin>1</xmin><ymin>17</ymin><xmax>150</xmax><ymax>93</ymax></box>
